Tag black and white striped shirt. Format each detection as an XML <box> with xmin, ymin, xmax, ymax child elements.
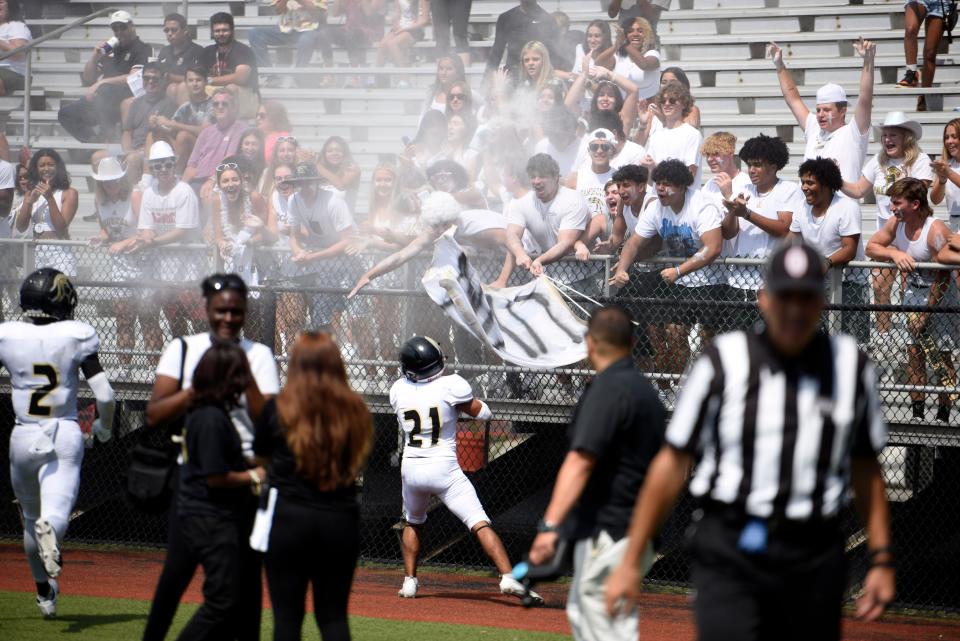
<box><xmin>667</xmin><ymin>329</ymin><xmax>887</xmax><ymax>521</ymax></box>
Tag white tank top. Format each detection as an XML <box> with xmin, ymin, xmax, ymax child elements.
<box><xmin>893</xmin><ymin>216</ymin><xmax>936</xmax><ymax>287</ymax></box>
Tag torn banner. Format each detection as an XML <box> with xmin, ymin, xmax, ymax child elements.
<box><xmin>421</xmin><ymin>232</ymin><xmax>587</xmax><ymax>368</ymax></box>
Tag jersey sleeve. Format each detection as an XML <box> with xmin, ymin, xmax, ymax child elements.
<box><xmin>72</xmin><ymin>322</ymin><xmax>100</xmax><ymax>361</ymax></box>
<box><xmin>156</xmin><ymin>338</ymin><xmax>185</xmax><ymax>379</ymax></box>
<box><xmin>443</xmin><ymin>375</ymin><xmax>475</xmax><ymax>408</ymax></box>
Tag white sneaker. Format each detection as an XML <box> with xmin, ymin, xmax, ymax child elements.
<box><xmin>35</xmin><ymin>519</ymin><xmax>61</xmax><ymax>578</ymax></box>
<box><xmin>500</xmin><ymin>574</ymin><xmax>544</xmax><ymax>605</ymax></box>
<box><xmin>398</xmin><ymin>576</ymin><xmax>418</xmax><ymax>598</ymax></box>
<box><xmin>36</xmin><ymin>579</ymin><xmax>58</xmax><ymax>618</ymax></box>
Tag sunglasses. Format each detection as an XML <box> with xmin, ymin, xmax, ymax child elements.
<box><xmin>276</xmin><ymin>135</ymin><xmax>297</xmax><ymax>144</ymax></box>
<box><xmin>150</xmin><ymin>160</ymin><xmax>175</xmax><ymax>171</ymax></box>
<box><xmin>162</xmin><ymin>27</ymin><xmax>180</xmax><ymax>34</ymax></box>
<box><xmin>588</xmin><ymin>143</ymin><xmax>613</xmax><ymax>153</ymax></box>
<box><xmin>111</xmin><ymin>23</ymin><xmax>131</xmax><ymax>33</ymax></box>
<box><xmin>661</xmin><ymin>97</ymin><xmax>680</xmax><ymax>105</ymax></box>
<box><xmin>142</xmin><ymin>75</ymin><xmax>162</xmax><ymax>84</ymax></box>
<box><xmin>448</xmin><ymin>93</ymin><xmax>468</xmax><ymax>101</ymax></box>
<box><xmin>212</xmin><ymin>100</ymin><xmax>232</xmax><ymax>108</ymax></box>
<box><xmin>217</xmin><ymin>162</ymin><xmax>239</xmax><ymax>172</ymax></box>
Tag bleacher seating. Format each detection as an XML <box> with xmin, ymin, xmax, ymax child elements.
<box><xmin>7</xmin><ymin>0</ymin><xmax>958</xmax><ymax>231</ymax></box>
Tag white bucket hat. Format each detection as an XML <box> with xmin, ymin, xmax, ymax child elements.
<box><xmin>148</xmin><ymin>141</ymin><xmax>176</xmax><ymax>161</ymax></box>
<box><xmin>815</xmin><ymin>83</ymin><xmax>847</xmax><ymax>105</ymax></box>
<box><xmin>874</xmin><ymin>111</ymin><xmax>922</xmax><ymax>140</ymax></box>
<box><xmin>91</xmin><ymin>156</ymin><xmax>126</xmax><ymax>182</ymax></box>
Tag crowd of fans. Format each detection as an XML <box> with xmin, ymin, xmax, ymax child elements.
<box><xmin>1</xmin><ymin>1</ymin><xmax>960</xmax><ymax>418</ymax></box>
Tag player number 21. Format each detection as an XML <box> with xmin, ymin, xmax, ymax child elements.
<box><xmin>28</xmin><ymin>363</ymin><xmax>59</xmax><ymax>417</ymax></box>
<box><xmin>403</xmin><ymin>407</ymin><xmax>441</xmax><ymax>448</ymax></box>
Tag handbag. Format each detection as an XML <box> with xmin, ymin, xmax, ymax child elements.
<box><xmin>125</xmin><ymin>337</ymin><xmax>187</xmax><ymax>513</ymax></box>
<box><xmin>943</xmin><ymin>0</ymin><xmax>959</xmax><ymax>43</ymax></box>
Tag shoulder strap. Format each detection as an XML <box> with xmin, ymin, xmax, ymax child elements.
<box><xmin>176</xmin><ymin>337</ymin><xmax>187</xmax><ymax>391</ymax></box>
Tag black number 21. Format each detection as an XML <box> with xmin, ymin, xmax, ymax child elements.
<box><xmin>28</xmin><ymin>364</ymin><xmax>59</xmax><ymax>417</ymax></box>
<box><xmin>404</xmin><ymin>407</ymin><xmax>441</xmax><ymax>448</ymax></box>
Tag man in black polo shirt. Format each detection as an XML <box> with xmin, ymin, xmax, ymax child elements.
<box><xmin>201</xmin><ymin>12</ymin><xmax>260</xmax><ymax>119</ymax></box>
<box><xmin>156</xmin><ymin>13</ymin><xmax>205</xmax><ymax>105</ymax></box>
<box><xmin>57</xmin><ymin>10</ymin><xmax>151</xmax><ymax>142</ymax></box>
<box><xmin>528</xmin><ymin>304</ymin><xmax>664</xmax><ymax>640</ymax></box>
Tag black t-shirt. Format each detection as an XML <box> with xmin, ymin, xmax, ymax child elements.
<box><xmin>157</xmin><ymin>41</ymin><xmax>206</xmax><ymax>77</ymax></box>
<box><xmin>201</xmin><ymin>41</ymin><xmax>259</xmax><ymax>90</ymax></box>
<box><xmin>253</xmin><ymin>398</ymin><xmax>359</xmax><ymax>509</ymax></box>
<box><xmin>98</xmin><ymin>37</ymin><xmax>152</xmax><ymax>78</ymax></box>
<box><xmin>565</xmin><ymin>357</ymin><xmax>665</xmax><ymax>541</ymax></box>
<box><xmin>486</xmin><ymin>4</ymin><xmax>567</xmax><ymax>73</ymax></box>
<box><xmin>179</xmin><ymin>403</ymin><xmax>253</xmax><ymax>519</ymax></box>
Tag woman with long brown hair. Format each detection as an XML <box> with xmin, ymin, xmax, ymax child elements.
<box><xmin>254</xmin><ymin>331</ymin><xmax>372</xmax><ymax>641</ymax></box>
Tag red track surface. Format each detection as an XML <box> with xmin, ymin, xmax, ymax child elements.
<box><xmin>1</xmin><ymin>543</ymin><xmax>957</xmax><ymax>640</ymax></box>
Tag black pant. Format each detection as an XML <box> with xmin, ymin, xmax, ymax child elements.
<box><xmin>264</xmin><ymin>496</ymin><xmax>360</xmax><ymax>641</ymax></box>
<box><xmin>689</xmin><ymin>512</ymin><xmax>846</xmax><ymax>641</ymax></box>
<box><xmin>57</xmin><ymin>83</ymin><xmax>132</xmax><ymax>142</ymax></box>
<box><xmin>430</xmin><ymin>0</ymin><xmax>472</xmax><ymax>55</ymax></box>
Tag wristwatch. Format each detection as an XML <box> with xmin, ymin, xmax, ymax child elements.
<box><xmin>536</xmin><ymin>518</ymin><xmax>559</xmax><ymax>533</ymax></box>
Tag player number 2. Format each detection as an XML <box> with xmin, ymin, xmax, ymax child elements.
<box><xmin>404</xmin><ymin>407</ymin><xmax>441</xmax><ymax>448</ymax></box>
<box><xmin>28</xmin><ymin>364</ymin><xmax>59</xmax><ymax>417</ymax></box>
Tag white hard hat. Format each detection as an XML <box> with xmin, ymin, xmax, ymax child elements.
<box><xmin>148</xmin><ymin>141</ymin><xmax>175</xmax><ymax>161</ymax></box>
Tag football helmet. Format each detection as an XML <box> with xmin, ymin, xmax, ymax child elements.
<box><xmin>20</xmin><ymin>268</ymin><xmax>78</xmax><ymax>320</ymax></box>
<box><xmin>399</xmin><ymin>336</ymin><xmax>444</xmax><ymax>382</ymax></box>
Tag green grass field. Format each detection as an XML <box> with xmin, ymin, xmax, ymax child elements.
<box><xmin>0</xmin><ymin>591</ymin><xmax>569</xmax><ymax>640</ymax></box>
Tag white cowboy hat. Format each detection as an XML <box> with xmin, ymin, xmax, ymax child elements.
<box><xmin>874</xmin><ymin>111</ymin><xmax>923</xmax><ymax>140</ymax></box>
<box><xmin>91</xmin><ymin>156</ymin><xmax>126</xmax><ymax>182</ymax></box>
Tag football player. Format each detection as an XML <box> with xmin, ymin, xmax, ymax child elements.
<box><xmin>389</xmin><ymin>336</ymin><xmax>542</xmax><ymax>604</ymax></box>
<box><xmin>1</xmin><ymin>268</ymin><xmax>115</xmax><ymax>618</ymax></box>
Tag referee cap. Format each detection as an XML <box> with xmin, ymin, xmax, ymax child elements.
<box><xmin>765</xmin><ymin>242</ymin><xmax>826</xmax><ymax>294</ymax></box>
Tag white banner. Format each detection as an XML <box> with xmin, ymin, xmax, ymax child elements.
<box><xmin>421</xmin><ymin>232</ymin><xmax>588</xmax><ymax>369</ymax></box>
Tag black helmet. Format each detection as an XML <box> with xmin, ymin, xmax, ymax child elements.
<box><xmin>20</xmin><ymin>268</ymin><xmax>78</xmax><ymax>320</ymax></box>
<box><xmin>399</xmin><ymin>336</ymin><xmax>444</xmax><ymax>382</ymax></box>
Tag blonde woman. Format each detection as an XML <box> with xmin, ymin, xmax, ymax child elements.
<box><xmin>931</xmin><ymin>118</ymin><xmax>960</xmax><ymax>230</ymax></box>
<box><xmin>519</xmin><ymin>41</ymin><xmax>556</xmax><ymax>93</ymax></box>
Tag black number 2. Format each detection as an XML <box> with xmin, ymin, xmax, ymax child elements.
<box><xmin>28</xmin><ymin>364</ymin><xmax>59</xmax><ymax>417</ymax></box>
<box><xmin>403</xmin><ymin>407</ymin><xmax>441</xmax><ymax>448</ymax></box>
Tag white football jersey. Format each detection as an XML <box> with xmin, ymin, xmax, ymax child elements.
<box><xmin>0</xmin><ymin>320</ymin><xmax>99</xmax><ymax>424</ymax></box>
<box><xmin>389</xmin><ymin>374</ymin><xmax>474</xmax><ymax>462</ymax></box>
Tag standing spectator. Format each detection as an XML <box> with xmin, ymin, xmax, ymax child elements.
<box><xmin>486</xmin><ymin>0</ymin><xmax>567</xmax><ymax>77</ymax></box>
<box><xmin>898</xmin><ymin>0</ymin><xmax>948</xmax><ymax>111</ymax></box>
<box><xmin>172</xmin><ymin>341</ymin><xmax>266</xmax><ymax>641</ymax></box>
<box><xmin>518</xmin><ymin>40</ymin><xmax>558</xmax><ymax>93</ymax></box>
<box><xmin>577</xmin><ymin>109</ymin><xmax>646</xmax><ymax>173</ymax></box>
<box><xmin>506</xmin><ymin>153</ymin><xmax>590</xmax><ymax>277</ymax></box>
<box><xmin>156</xmin><ymin>13</ymin><xmax>205</xmax><ymax>105</ymax></box>
<box><xmin>15</xmin><ymin>149</ymin><xmax>78</xmax><ymax>275</ymax></box>
<box><xmin>533</xmin><ymin>106</ymin><xmax>583</xmax><ymax>177</ymax></box>
<box><xmin>573</xmin><ymin>20</ymin><xmax>613</xmax><ymax>77</ymax></box>
<box><xmin>376</xmin><ymin>0</ymin><xmax>430</xmax><ymax>71</ymax></box>
<box><xmin>316</xmin><ymin>0</ymin><xmax>386</xmax><ymax>88</ymax></box>
<box><xmin>0</xmin><ymin>151</ymin><xmax>16</xmax><ymax>306</ymax></box>
<box><xmin>262</xmin><ymin>135</ymin><xmax>306</xmax><ymax>198</ymax></box>
<box><xmin>700</xmin><ymin>132</ymin><xmax>751</xmax><ymax>206</ymax></box>
<box><xmin>528</xmin><ymin>304</ymin><xmax>665</xmax><ymax>641</ymax></box>
<box><xmin>237</xmin><ymin>130</ymin><xmax>267</xmax><ymax>187</ymax></box>
<box><xmin>788</xmin><ymin>157</ymin><xmax>869</xmax><ymax>343</ymax></box>
<box><xmin>442</xmin><ymin>112</ymin><xmax>479</xmax><ymax>180</ymax></box>
<box><xmin>605</xmin><ymin>241</ymin><xmax>895</xmax><ymax>640</ymax></box>
<box><xmin>607</xmin><ymin>0</ymin><xmax>670</xmax><ymax>30</ymax></box>
<box><xmin>254</xmin><ymin>331</ymin><xmax>372</xmax><ymax>641</ymax></box>
<box><xmin>249</xmin><ymin>0</ymin><xmax>325</xmax><ymax>88</ymax></box>
<box><xmin>721</xmin><ymin>134</ymin><xmax>800</xmax><ymax>322</ymax></box>
<box><xmin>567</xmin><ymin>128</ymin><xmax>619</xmax><ymax>243</ymax></box>
<box><xmin>659</xmin><ymin>67</ymin><xmax>701</xmax><ymax>128</ymax></box>
<box><xmin>422</xmin><ymin>55</ymin><xmax>466</xmax><ymax>115</ymax></box>
<box><xmin>210</xmin><ymin>160</ymin><xmax>271</xmax><ymax>288</ymax></box>
<box><xmin>158</xmin><ymin>67</ymin><xmax>213</xmax><ymax>175</ymax></box>
<box><xmin>201</xmin><ymin>12</ymin><xmax>260</xmax><ymax>119</ymax></box>
<box><xmin>770</xmin><ymin>38</ymin><xmax>875</xmax><ymax>183</ymax></box>
<box><xmin>0</xmin><ymin>0</ymin><xmax>31</xmax><ymax>97</ymax></box>
<box><xmin>931</xmin><ymin>118</ymin><xmax>960</xmax><ymax>231</ymax></box>
<box><xmin>596</xmin><ymin>16</ymin><xmax>660</xmax><ymax>104</ymax></box>
<box><xmin>444</xmin><ymin>80</ymin><xmax>475</xmax><ymax>118</ymax></box>
<box><xmin>431</xmin><ymin>0</ymin><xmax>472</xmax><ymax>66</ymax></box>
<box><xmin>256</xmin><ymin>101</ymin><xmax>292</xmax><ymax>166</ymax></box>
<box><xmin>866</xmin><ymin>178</ymin><xmax>955</xmax><ymax>423</ymax></box>
<box><xmin>182</xmin><ymin>88</ymin><xmax>247</xmax><ymax>193</ymax></box>
<box><xmin>640</xmin><ymin>80</ymin><xmax>703</xmax><ymax>187</ymax></box>
<box><xmin>317</xmin><ymin>136</ymin><xmax>361</xmax><ymax>209</ymax></box>
<box><xmin>264</xmin><ymin>162</ymin><xmax>303</xmax><ymax>355</ymax></box>
<box><xmin>57</xmin><ymin>10</ymin><xmax>151</xmax><ymax>143</ymax></box>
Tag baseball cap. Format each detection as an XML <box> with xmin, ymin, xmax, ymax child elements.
<box><xmin>815</xmin><ymin>83</ymin><xmax>846</xmax><ymax>105</ymax></box>
<box><xmin>587</xmin><ymin>128</ymin><xmax>618</xmax><ymax>147</ymax></box>
<box><xmin>287</xmin><ymin>161</ymin><xmax>320</xmax><ymax>182</ymax></box>
<box><xmin>109</xmin><ymin>10</ymin><xmax>134</xmax><ymax>25</ymax></box>
<box><xmin>148</xmin><ymin>141</ymin><xmax>175</xmax><ymax>161</ymax></box>
<box><xmin>764</xmin><ymin>242</ymin><xmax>826</xmax><ymax>294</ymax></box>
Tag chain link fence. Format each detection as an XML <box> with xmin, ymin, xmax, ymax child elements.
<box><xmin>0</xmin><ymin>240</ymin><xmax>958</xmax><ymax>613</ymax></box>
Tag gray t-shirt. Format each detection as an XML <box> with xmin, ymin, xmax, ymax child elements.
<box><xmin>126</xmin><ymin>95</ymin><xmax>178</xmax><ymax>149</ymax></box>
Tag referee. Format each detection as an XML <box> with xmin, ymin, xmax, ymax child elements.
<box><xmin>604</xmin><ymin>241</ymin><xmax>895</xmax><ymax>641</ymax></box>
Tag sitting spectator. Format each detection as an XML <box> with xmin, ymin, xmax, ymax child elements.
<box><xmin>402</xmin><ymin>109</ymin><xmax>448</xmax><ymax>176</ymax></box>
<box><xmin>262</xmin><ymin>134</ymin><xmax>309</xmax><ymax>197</ymax></box>
<box><xmin>249</xmin><ymin>0</ymin><xmax>325</xmax><ymax>87</ymax></box>
<box><xmin>57</xmin><ymin>10</ymin><xmax>151</xmax><ymax>143</ymax></box>
<box><xmin>317</xmin><ymin>0</ymin><xmax>386</xmax><ymax>88</ymax></box>
<box><xmin>787</xmin><ymin>157</ymin><xmax>869</xmax><ymax>343</ymax></box>
<box><xmin>931</xmin><ymin>118</ymin><xmax>960</xmax><ymax>228</ymax></box>
<box><xmin>486</xmin><ymin>0</ymin><xmax>567</xmax><ymax>78</ymax></box>
<box><xmin>182</xmin><ymin>88</ymin><xmax>248</xmax><ymax>193</ymax></box>
<box><xmin>445</xmin><ymin>80</ymin><xmax>475</xmax><ymax>119</ymax></box>
<box><xmin>15</xmin><ymin>149</ymin><xmax>78</xmax><ymax>275</ymax></box>
<box><xmin>534</xmin><ymin>106</ymin><xmax>582</xmax><ymax>177</ymax></box>
<box><xmin>700</xmin><ymin>132</ymin><xmax>751</xmax><ymax>205</ymax></box>
<box><xmin>607</xmin><ymin>0</ymin><xmax>670</xmax><ymax>30</ymax></box>
<box><xmin>0</xmin><ymin>0</ymin><xmax>31</xmax><ymax>97</ymax></box>
<box><xmin>210</xmin><ymin>158</ymin><xmax>271</xmax><ymax>288</ymax></box>
<box><xmin>114</xmin><ymin>62</ymin><xmax>178</xmax><ymax>185</ymax></box>
<box><xmin>552</xmin><ymin>11</ymin><xmax>583</xmax><ymax>73</ymax></box>
<box><xmin>317</xmin><ymin>136</ymin><xmax>361</xmax><ymax>209</ymax></box>
<box><xmin>9</xmin><ymin>161</ymin><xmax>27</xmax><ymax>232</ymax></box>
<box><xmin>202</xmin><ymin>12</ymin><xmax>260</xmax><ymax>119</ymax></box>
<box><xmin>866</xmin><ymin>178</ymin><xmax>955</xmax><ymax>422</ymax></box>
<box><xmin>257</xmin><ymin>100</ymin><xmax>292</xmax><ymax>164</ymax></box>
<box><xmin>770</xmin><ymin>38</ymin><xmax>875</xmax><ymax>183</ymax></box>
<box><xmin>376</xmin><ymin>0</ymin><xmax>429</xmax><ymax>72</ymax></box>
<box><xmin>596</xmin><ymin>16</ymin><xmax>660</xmax><ymax>105</ymax></box>
<box><xmin>659</xmin><ymin>67</ymin><xmax>700</xmax><ymax>128</ymax></box>
<box><xmin>238</xmin><ymin>128</ymin><xmax>267</xmax><ymax>187</ymax></box>
<box><xmin>610</xmin><ymin>159</ymin><xmax>722</xmax><ymax>382</ymax></box>
<box><xmin>720</xmin><ymin>134</ymin><xmax>800</xmax><ymax>321</ymax></box>
<box><xmin>442</xmin><ymin>112</ymin><xmax>480</xmax><ymax>180</ymax></box>
<box><xmin>898</xmin><ymin>0</ymin><xmax>948</xmax><ymax>111</ymax></box>
<box><xmin>506</xmin><ymin>153</ymin><xmax>589</xmax><ymax>277</ymax></box>
<box><xmin>430</xmin><ymin>0</ymin><xmax>471</xmax><ymax>65</ymax></box>
<box><xmin>423</xmin><ymin>55</ymin><xmax>466</xmax><ymax>115</ymax></box>
<box><xmin>156</xmin><ymin>13</ymin><xmax>205</xmax><ymax>105</ymax></box>
<box><xmin>154</xmin><ymin>67</ymin><xmax>214</xmax><ymax>175</ymax></box>
<box><xmin>639</xmin><ymin>80</ymin><xmax>703</xmax><ymax>187</ymax></box>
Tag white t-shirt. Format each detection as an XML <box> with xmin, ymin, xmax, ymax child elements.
<box><xmin>634</xmin><ymin>188</ymin><xmax>722</xmax><ymax>287</ymax></box>
<box><xmin>138</xmin><ymin>180</ymin><xmax>202</xmax><ymax>282</ymax></box>
<box><xmin>98</xmin><ymin>197</ymin><xmax>137</xmax><ymax>242</ymax></box>
<box><xmin>455</xmin><ymin>209</ymin><xmax>506</xmax><ymax>238</ymax></box>
<box><xmin>0</xmin><ymin>22</ymin><xmax>32</xmax><ymax>76</ymax></box>
<box><xmin>156</xmin><ymin>332</ymin><xmax>281</xmax><ymax>459</ymax></box>
<box><xmin>614</xmin><ymin>49</ymin><xmax>662</xmax><ymax>100</ymax></box>
<box><xmin>0</xmin><ymin>160</ymin><xmax>16</xmax><ymax>239</ymax></box>
<box><xmin>789</xmin><ymin>192</ymin><xmax>866</xmax><ymax>283</ymax></box>
<box><xmin>803</xmin><ymin>112</ymin><xmax>869</xmax><ymax>184</ymax></box>
<box><xmin>729</xmin><ymin>179</ymin><xmax>805</xmax><ymax>290</ymax></box>
<box><xmin>534</xmin><ymin>136</ymin><xmax>583</xmax><ymax>178</ymax></box>
<box><xmin>700</xmin><ymin>171</ymin><xmax>752</xmax><ymax>257</ymax></box>
<box><xmin>646</xmin><ymin>121</ymin><xmax>703</xmax><ymax>188</ymax></box>
<box><xmin>861</xmin><ymin>152</ymin><xmax>934</xmax><ymax>226</ymax></box>
<box><xmin>506</xmin><ymin>185</ymin><xmax>589</xmax><ymax>254</ymax></box>
<box><xmin>576</xmin><ymin>164</ymin><xmax>615</xmax><ymax>223</ymax></box>
<box><xmin>390</xmin><ymin>373</ymin><xmax>474</xmax><ymax>462</ymax></box>
<box><xmin>288</xmin><ymin>189</ymin><xmax>355</xmax><ymax>249</ymax></box>
<box><xmin>944</xmin><ymin>158</ymin><xmax>960</xmax><ymax>226</ymax></box>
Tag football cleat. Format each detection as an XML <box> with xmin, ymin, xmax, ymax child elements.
<box><xmin>36</xmin><ymin>579</ymin><xmax>58</xmax><ymax>619</ymax></box>
<box><xmin>35</xmin><ymin>518</ymin><xmax>62</xmax><ymax>578</ymax></box>
<box><xmin>500</xmin><ymin>574</ymin><xmax>543</xmax><ymax>605</ymax></box>
<box><xmin>398</xmin><ymin>576</ymin><xmax>418</xmax><ymax>598</ymax></box>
